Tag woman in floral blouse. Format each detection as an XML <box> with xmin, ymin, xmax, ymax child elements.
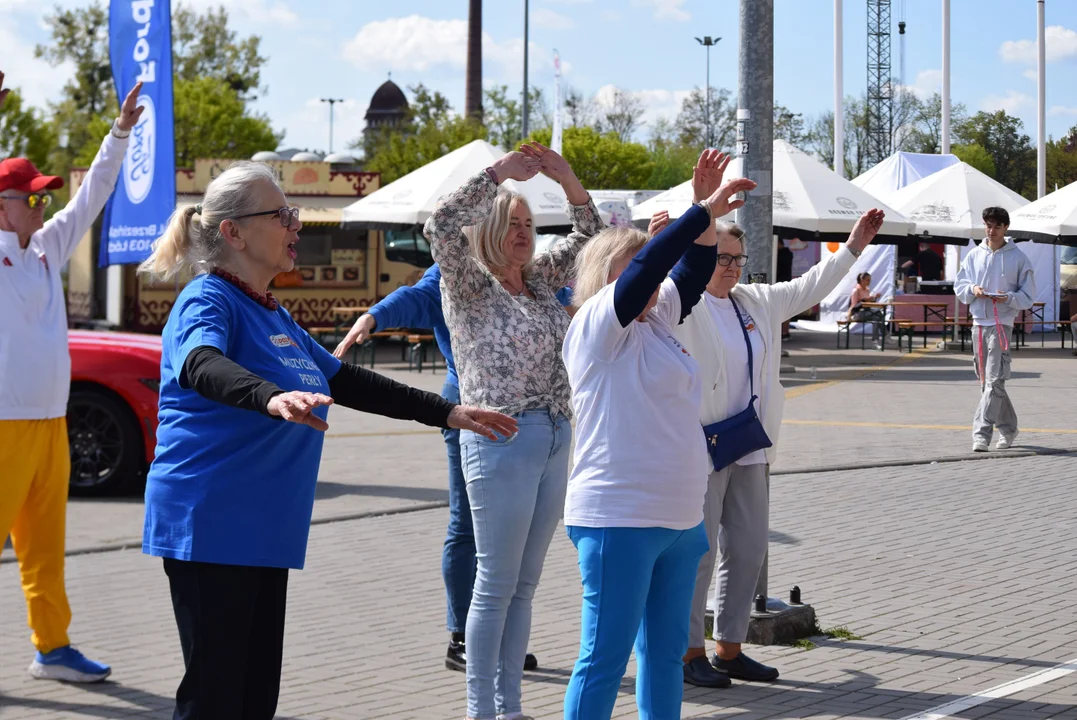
<box><xmin>425</xmin><ymin>142</ymin><xmax>603</xmax><ymax>720</ymax></box>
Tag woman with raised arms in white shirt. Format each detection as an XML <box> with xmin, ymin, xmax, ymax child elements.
<box><xmin>675</xmin><ymin>209</ymin><xmax>885</xmax><ymax>689</ymax></box>
<box><xmin>560</xmin><ymin>150</ymin><xmax>755</xmax><ymax>720</ymax></box>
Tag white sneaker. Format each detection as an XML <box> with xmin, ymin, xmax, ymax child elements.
<box><xmin>972</xmin><ymin>439</ymin><xmax>989</xmax><ymax>453</ymax></box>
<box><xmin>996</xmin><ymin>431</ymin><xmax>1018</xmax><ymax>450</ymax></box>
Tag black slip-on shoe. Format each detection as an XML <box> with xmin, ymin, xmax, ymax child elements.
<box><xmin>524</xmin><ymin>653</ymin><xmax>538</xmax><ymax>671</ymax></box>
<box><xmin>683</xmin><ymin>656</ymin><xmax>732</xmax><ymax>688</ymax></box>
<box><xmin>445</xmin><ymin>643</ymin><xmax>538</xmax><ymax>673</ymax></box>
<box><xmin>711</xmin><ymin>652</ymin><xmax>779</xmax><ymax>682</ymax></box>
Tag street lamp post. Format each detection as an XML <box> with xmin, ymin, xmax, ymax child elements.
<box><xmin>320</xmin><ymin>97</ymin><xmax>344</xmax><ymax>153</ymax></box>
<box><xmin>522</xmin><ymin>0</ymin><xmax>530</xmax><ymax>140</ymax></box>
<box><xmin>695</xmin><ymin>35</ymin><xmax>721</xmax><ymax>147</ymax></box>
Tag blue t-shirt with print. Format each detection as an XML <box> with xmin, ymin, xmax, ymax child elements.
<box><xmin>143</xmin><ymin>273</ymin><xmax>342</xmax><ymax>569</ymax></box>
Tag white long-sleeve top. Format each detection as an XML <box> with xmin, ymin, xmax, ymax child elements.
<box><xmin>674</xmin><ymin>245</ymin><xmax>858</xmax><ymax>467</ymax></box>
<box><xmin>0</xmin><ymin>131</ymin><xmax>129</xmax><ymax>420</ymax></box>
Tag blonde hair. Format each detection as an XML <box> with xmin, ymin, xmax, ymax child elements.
<box><xmin>138</xmin><ymin>161</ymin><xmax>281</xmax><ymax>280</ymax></box>
<box><xmin>571</xmin><ymin>226</ymin><xmax>650</xmax><ymax>308</ymax></box>
<box><xmin>463</xmin><ymin>191</ymin><xmax>534</xmax><ymax>275</ymax></box>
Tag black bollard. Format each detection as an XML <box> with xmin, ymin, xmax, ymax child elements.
<box><xmin>754</xmin><ymin>594</ymin><xmax>767</xmax><ymax>613</ymax></box>
<box><xmin>790</xmin><ymin>586</ymin><xmax>802</xmax><ymax>605</ymax></box>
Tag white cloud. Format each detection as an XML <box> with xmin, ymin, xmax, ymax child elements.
<box><xmin>341</xmin><ymin>15</ymin><xmax>567</xmax><ymax>82</ymax></box>
<box><xmin>0</xmin><ymin>11</ymin><xmax>74</xmax><ymax>112</ymax></box>
<box><xmin>897</xmin><ymin>68</ymin><xmax>942</xmax><ymax>99</ymax></box>
<box><xmin>179</xmin><ymin>0</ymin><xmax>297</xmax><ymax>23</ymax></box>
<box><xmin>532</xmin><ymin>8</ymin><xmax>574</xmax><ymax>30</ymax></box>
<box><xmin>1024</xmin><ymin>69</ymin><xmax>1039</xmax><ymax>81</ymax></box>
<box><xmin>590</xmin><ymin>84</ymin><xmax>693</xmax><ymax>136</ymax></box>
<box><xmin>630</xmin><ymin>0</ymin><xmax>690</xmax><ymax>22</ymax></box>
<box><xmin>999</xmin><ymin>25</ymin><xmax>1077</xmax><ymax>64</ymax></box>
<box><xmin>1049</xmin><ymin>105</ymin><xmax>1077</xmax><ymax>117</ymax></box>
<box><xmin>600</xmin><ymin>10</ymin><xmax>621</xmax><ymax>22</ymax></box>
<box><xmin>980</xmin><ymin>90</ymin><xmax>1033</xmax><ymax>114</ymax></box>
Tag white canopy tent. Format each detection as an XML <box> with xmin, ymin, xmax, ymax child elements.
<box><xmin>341</xmin><ymin>139</ymin><xmax>577</xmax><ymax>231</ymax></box>
<box><xmin>631</xmin><ymin>140</ymin><xmax>914</xmax><ymax>244</ymax></box>
<box><xmin>1008</xmin><ymin>180</ymin><xmax>1077</xmax><ymax>247</ymax></box>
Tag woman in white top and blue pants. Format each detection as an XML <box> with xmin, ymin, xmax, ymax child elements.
<box><xmin>562</xmin><ymin>152</ymin><xmax>756</xmax><ymax>720</ymax></box>
<box><xmin>675</xmin><ymin>209</ymin><xmax>886</xmax><ymax>688</ymax></box>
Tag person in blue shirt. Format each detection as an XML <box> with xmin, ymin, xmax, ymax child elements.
<box><xmin>137</xmin><ymin>161</ymin><xmax>516</xmax><ymax>720</ymax></box>
<box><xmin>333</xmin><ymin>264</ymin><xmax>572</xmax><ymax>672</ymax></box>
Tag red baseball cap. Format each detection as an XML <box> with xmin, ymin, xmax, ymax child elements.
<box><xmin>0</xmin><ymin>157</ymin><xmax>64</xmax><ymax>195</ymax></box>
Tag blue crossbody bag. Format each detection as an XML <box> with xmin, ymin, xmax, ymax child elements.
<box><xmin>701</xmin><ymin>296</ymin><xmax>773</xmax><ymax>471</ymax></box>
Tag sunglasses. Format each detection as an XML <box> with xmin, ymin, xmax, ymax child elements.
<box><xmin>0</xmin><ymin>192</ymin><xmax>53</xmax><ymax>209</ymax></box>
<box><xmin>233</xmin><ymin>206</ymin><xmax>300</xmax><ymax>227</ymax></box>
<box><xmin>717</xmin><ymin>253</ymin><xmax>748</xmax><ymax>267</ymax></box>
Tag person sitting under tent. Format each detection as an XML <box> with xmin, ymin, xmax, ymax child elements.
<box><xmin>902</xmin><ymin>242</ymin><xmax>943</xmax><ymax>281</ymax></box>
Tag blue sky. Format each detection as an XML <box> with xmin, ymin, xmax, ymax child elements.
<box><xmin>3</xmin><ymin>0</ymin><xmax>1077</xmax><ymax>158</ymax></box>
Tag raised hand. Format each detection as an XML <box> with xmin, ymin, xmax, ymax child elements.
<box><xmin>491</xmin><ymin>151</ymin><xmax>541</xmax><ymax>183</ymax></box>
<box><xmin>519</xmin><ymin>141</ymin><xmax>589</xmax><ymax>205</ymax></box>
<box><xmin>267</xmin><ymin>391</ymin><xmax>334</xmax><ymax>431</ymax></box>
<box><xmin>447</xmin><ymin>405</ymin><xmax>520</xmax><ymax>441</ymax></box>
<box><xmin>704</xmin><ymin>177</ymin><xmax>757</xmax><ymax>219</ymax></box>
<box><xmin>117</xmin><ymin>81</ymin><xmax>145</xmax><ymax>131</ymax></box>
<box><xmin>0</xmin><ymin>71</ymin><xmax>9</xmax><ymax>109</ymax></box>
<box><xmin>648</xmin><ymin>210</ymin><xmax>670</xmax><ymax>238</ymax></box>
<box><xmin>692</xmin><ymin>149</ymin><xmax>731</xmax><ymax>203</ymax></box>
<box><xmin>846</xmin><ymin>208</ymin><xmax>885</xmax><ymax>254</ymax></box>
<box><xmin>333</xmin><ymin>313</ymin><xmax>376</xmax><ymax>359</ymax></box>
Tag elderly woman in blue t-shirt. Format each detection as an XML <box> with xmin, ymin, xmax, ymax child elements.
<box><xmin>137</xmin><ymin>161</ymin><xmax>515</xmax><ymax>720</ymax></box>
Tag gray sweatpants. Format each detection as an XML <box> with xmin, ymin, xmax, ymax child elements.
<box><xmin>688</xmin><ymin>462</ymin><xmax>769</xmax><ymax>649</ymax></box>
<box><xmin>972</xmin><ymin>324</ymin><xmax>1018</xmax><ymax>442</ymax></box>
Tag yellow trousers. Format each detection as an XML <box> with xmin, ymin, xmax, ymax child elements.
<box><xmin>0</xmin><ymin>418</ymin><xmax>72</xmax><ymax>653</ymax></box>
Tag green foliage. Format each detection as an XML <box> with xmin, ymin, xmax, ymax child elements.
<box><xmin>172</xmin><ymin>5</ymin><xmax>266</xmax><ymax>100</ymax></box>
<box><xmin>644</xmin><ymin>118</ymin><xmax>698</xmax><ymax>190</ymax></box>
<box><xmin>956</xmin><ymin>111</ymin><xmax>1036</xmax><ymax>197</ymax></box>
<box><xmin>171</xmin><ymin>77</ymin><xmax>282</xmax><ymax>166</ymax></box>
<box><xmin>361</xmin><ymin>84</ymin><xmax>487</xmax><ymax>185</ymax></box>
<box><xmin>527</xmin><ymin>127</ymin><xmax>653</xmax><ymax>190</ymax></box>
<box><xmin>823</xmin><ymin>626</ymin><xmax>864</xmax><ymax>641</ymax></box>
<box><xmin>951</xmin><ymin>142</ymin><xmax>997</xmax><ymax>178</ymax></box>
<box><xmin>1046</xmin><ymin>125</ymin><xmax>1077</xmax><ymax>191</ymax></box>
<box><xmin>0</xmin><ymin>89</ymin><xmax>57</xmax><ymax>170</ymax></box>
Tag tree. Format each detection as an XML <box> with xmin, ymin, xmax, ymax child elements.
<box><xmin>675</xmin><ymin>87</ymin><xmax>736</xmax><ymax>151</ymax></box>
<box><xmin>595</xmin><ymin>88</ymin><xmax>646</xmax><ymax>141</ymax></box>
<box><xmin>172</xmin><ymin>5</ymin><xmax>267</xmax><ymax>100</ymax></box>
<box><xmin>956</xmin><ymin>110</ymin><xmax>1036</xmax><ymax>197</ymax></box>
<box><xmin>527</xmin><ymin>126</ymin><xmax>653</xmax><ymax>190</ymax></box>
<box><xmin>36</xmin><ymin>2</ymin><xmax>269</xmax><ymax>177</ymax></box>
<box><xmin>902</xmin><ymin>92</ymin><xmax>968</xmax><ymax>154</ymax></box>
<box><xmin>0</xmin><ymin>89</ymin><xmax>57</xmax><ymax>171</ymax></box>
<box><xmin>774</xmin><ymin>105</ymin><xmax>808</xmax><ymax>149</ymax></box>
<box><xmin>951</xmin><ymin>143</ymin><xmax>997</xmax><ymax>177</ymax></box>
<box><xmin>359</xmin><ymin>84</ymin><xmax>487</xmax><ymax>184</ymax></box>
<box><xmin>644</xmin><ymin>118</ymin><xmax>698</xmax><ymax>190</ymax></box>
<box><xmin>563</xmin><ymin>86</ymin><xmax>597</xmax><ymax>129</ymax></box>
<box><xmin>1046</xmin><ymin>125</ymin><xmax>1077</xmax><ymax>191</ymax></box>
<box><xmin>484</xmin><ymin>85</ymin><xmax>522</xmax><ymax>150</ymax></box>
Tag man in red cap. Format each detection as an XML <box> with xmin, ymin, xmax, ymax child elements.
<box><xmin>0</xmin><ymin>71</ymin><xmax>144</xmax><ymax>683</ymax></box>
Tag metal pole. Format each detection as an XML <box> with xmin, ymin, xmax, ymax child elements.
<box><xmin>834</xmin><ymin>0</ymin><xmax>844</xmax><ymax>176</ymax></box>
<box><xmin>320</xmin><ymin>98</ymin><xmax>343</xmax><ymax>153</ymax></box>
<box><xmin>706</xmin><ymin>44</ymin><xmax>712</xmax><ymax>147</ymax></box>
<box><xmin>1038</xmin><ymin>0</ymin><xmax>1046</xmax><ymax>198</ymax></box>
<box><xmin>941</xmin><ymin>0</ymin><xmax>951</xmax><ymax>154</ymax></box>
<box><xmin>522</xmin><ymin>0</ymin><xmax>530</xmax><ymax>140</ymax></box>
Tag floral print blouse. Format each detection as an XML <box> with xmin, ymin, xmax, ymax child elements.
<box><xmin>425</xmin><ymin>171</ymin><xmax>604</xmax><ymax>419</ymax></box>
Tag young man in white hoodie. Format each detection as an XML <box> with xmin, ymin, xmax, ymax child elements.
<box><xmin>954</xmin><ymin>207</ymin><xmax>1036</xmax><ymax>453</ymax></box>
<box><xmin>0</xmin><ymin>72</ymin><xmax>143</xmax><ymax>682</ymax></box>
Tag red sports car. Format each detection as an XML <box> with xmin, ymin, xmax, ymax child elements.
<box><xmin>68</xmin><ymin>330</ymin><xmax>161</xmax><ymax>495</ymax></box>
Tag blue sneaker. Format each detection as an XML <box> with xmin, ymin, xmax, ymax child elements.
<box><xmin>28</xmin><ymin>645</ymin><xmax>111</xmax><ymax>683</ymax></box>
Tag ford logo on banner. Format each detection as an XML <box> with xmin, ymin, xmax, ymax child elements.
<box><xmin>99</xmin><ymin>0</ymin><xmax>175</xmax><ymax>267</ymax></box>
<box><xmin>124</xmin><ymin>94</ymin><xmax>156</xmax><ymax>204</ymax></box>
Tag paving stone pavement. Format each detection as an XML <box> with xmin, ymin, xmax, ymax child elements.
<box><xmin>1</xmin><ymin>333</ymin><xmax>1076</xmax><ymax>719</ymax></box>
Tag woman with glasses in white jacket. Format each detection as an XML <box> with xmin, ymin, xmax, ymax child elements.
<box><xmin>674</xmin><ymin>208</ymin><xmax>886</xmax><ymax>689</ymax></box>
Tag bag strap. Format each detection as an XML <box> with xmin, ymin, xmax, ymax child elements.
<box><xmin>729</xmin><ymin>295</ymin><xmax>755</xmax><ymax>397</ymax></box>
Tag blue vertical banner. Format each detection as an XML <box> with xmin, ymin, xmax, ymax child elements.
<box><xmin>99</xmin><ymin>0</ymin><xmax>175</xmax><ymax>267</ymax></box>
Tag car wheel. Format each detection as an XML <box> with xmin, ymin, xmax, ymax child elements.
<box><xmin>66</xmin><ymin>386</ymin><xmax>145</xmax><ymax>496</ymax></box>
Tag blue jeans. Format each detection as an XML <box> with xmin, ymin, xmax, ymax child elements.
<box><xmin>564</xmin><ymin>524</ymin><xmax>709</xmax><ymax>720</ymax></box>
<box><xmin>460</xmin><ymin>409</ymin><xmax>571</xmax><ymax>720</ymax></box>
<box><xmin>440</xmin><ymin>379</ymin><xmax>474</xmax><ymax>634</ymax></box>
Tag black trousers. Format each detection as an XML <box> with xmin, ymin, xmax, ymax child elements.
<box><xmin>164</xmin><ymin>558</ymin><xmax>290</xmax><ymax>720</ymax></box>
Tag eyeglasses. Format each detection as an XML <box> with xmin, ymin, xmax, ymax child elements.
<box><xmin>717</xmin><ymin>253</ymin><xmax>749</xmax><ymax>267</ymax></box>
<box><xmin>0</xmin><ymin>192</ymin><xmax>53</xmax><ymax>209</ymax></box>
<box><xmin>233</xmin><ymin>206</ymin><xmax>300</xmax><ymax>228</ymax></box>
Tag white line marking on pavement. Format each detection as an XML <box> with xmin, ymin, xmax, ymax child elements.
<box><xmin>900</xmin><ymin>656</ymin><xmax>1077</xmax><ymax>719</ymax></box>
